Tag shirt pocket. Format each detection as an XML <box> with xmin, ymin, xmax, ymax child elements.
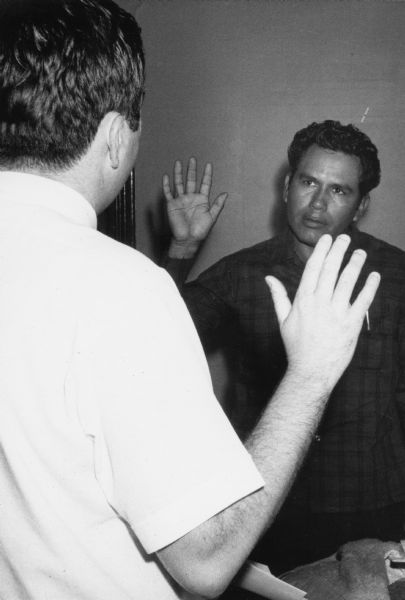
<box><xmin>351</xmin><ymin>298</ymin><xmax>398</xmax><ymax>371</ymax></box>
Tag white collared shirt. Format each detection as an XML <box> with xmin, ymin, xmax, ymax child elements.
<box><xmin>0</xmin><ymin>172</ymin><xmax>263</xmax><ymax>599</ymax></box>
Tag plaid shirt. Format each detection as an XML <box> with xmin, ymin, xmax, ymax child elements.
<box><xmin>168</xmin><ymin>228</ymin><xmax>405</xmax><ymax>512</ymax></box>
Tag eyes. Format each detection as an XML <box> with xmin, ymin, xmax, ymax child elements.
<box><xmin>301</xmin><ymin>178</ymin><xmax>316</xmax><ymax>187</ymax></box>
<box><xmin>300</xmin><ymin>179</ymin><xmax>346</xmax><ymax>196</ymax></box>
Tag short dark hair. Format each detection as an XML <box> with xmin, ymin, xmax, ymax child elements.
<box><xmin>0</xmin><ymin>0</ymin><xmax>145</xmax><ymax>171</ymax></box>
<box><xmin>287</xmin><ymin>120</ymin><xmax>381</xmax><ymax>197</ymax></box>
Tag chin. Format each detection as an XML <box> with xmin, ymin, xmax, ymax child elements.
<box><xmin>297</xmin><ymin>230</ymin><xmax>325</xmax><ymax>248</ymax></box>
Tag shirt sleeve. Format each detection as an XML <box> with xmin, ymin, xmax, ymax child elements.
<box><xmin>161</xmin><ymin>256</ymin><xmax>194</xmax><ymax>289</ymax></box>
<box><xmin>179</xmin><ymin>257</ymin><xmax>237</xmax><ymax>349</ymax></box>
<box><xmin>75</xmin><ymin>264</ymin><xmax>264</xmax><ymax>554</ymax></box>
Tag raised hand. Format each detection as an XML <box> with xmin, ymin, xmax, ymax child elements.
<box><xmin>266</xmin><ymin>234</ymin><xmax>380</xmax><ymax>389</ymax></box>
<box><xmin>162</xmin><ymin>157</ymin><xmax>228</xmax><ymax>259</ymax></box>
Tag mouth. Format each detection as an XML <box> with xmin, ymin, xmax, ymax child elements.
<box><xmin>302</xmin><ymin>215</ymin><xmax>326</xmax><ymax>228</ymax></box>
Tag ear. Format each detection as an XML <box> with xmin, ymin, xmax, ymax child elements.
<box><xmin>353</xmin><ymin>193</ymin><xmax>370</xmax><ymax>222</ymax></box>
<box><xmin>283</xmin><ymin>173</ymin><xmax>291</xmax><ymax>204</ymax></box>
<box><xmin>107</xmin><ymin>113</ymin><xmax>126</xmax><ymax>170</ymax></box>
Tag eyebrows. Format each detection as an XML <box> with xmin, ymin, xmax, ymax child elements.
<box><xmin>296</xmin><ymin>169</ymin><xmax>357</xmax><ymax>194</ymax></box>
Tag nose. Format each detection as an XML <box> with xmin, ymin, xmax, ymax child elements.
<box><xmin>309</xmin><ymin>187</ymin><xmax>327</xmax><ymax>210</ymax></box>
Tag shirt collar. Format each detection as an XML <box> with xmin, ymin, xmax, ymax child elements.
<box><xmin>271</xmin><ymin>228</ymin><xmax>303</xmax><ymax>266</ymax></box>
<box><xmin>0</xmin><ymin>171</ymin><xmax>97</xmax><ymax>229</ymax></box>
<box><xmin>274</xmin><ymin>224</ymin><xmax>362</xmax><ymax>267</ymax></box>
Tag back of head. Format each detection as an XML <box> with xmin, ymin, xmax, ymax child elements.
<box><xmin>0</xmin><ymin>0</ymin><xmax>145</xmax><ymax>172</ymax></box>
<box><xmin>287</xmin><ymin>120</ymin><xmax>381</xmax><ymax>197</ymax></box>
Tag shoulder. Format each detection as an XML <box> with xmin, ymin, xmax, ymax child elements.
<box><xmin>354</xmin><ymin>231</ymin><xmax>405</xmax><ymax>303</ymax></box>
<box><xmin>71</xmin><ymin>228</ymin><xmax>179</xmax><ymax>310</ymax></box>
<box><xmin>75</xmin><ymin>231</ymin><xmax>204</xmax><ymax>364</ymax></box>
<box><xmin>228</xmin><ymin>236</ymin><xmax>281</xmax><ymax>261</ymax></box>
<box><xmin>200</xmin><ymin>235</ymin><xmax>281</xmax><ymax>274</ymax></box>
<box><xmin>355</xmin><ymin>230</ymin><xmax>405</xmax><ymax>269</ymax></box>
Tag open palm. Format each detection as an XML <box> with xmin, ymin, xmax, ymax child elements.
<box><xmin>163</xmin><ymin>157</ymin><xmax>227</xmax><ymax>244</ymax></box>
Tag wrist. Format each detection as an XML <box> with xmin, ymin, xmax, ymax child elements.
<box><xmin>168</xmin><ymin>239</ymin><xmax>201</xmax><ymax>259</ymax></box>
<box><xmin>282</xmin><ymin>365</ymin><xmax>334</xmax><ymax>402</ymax></box>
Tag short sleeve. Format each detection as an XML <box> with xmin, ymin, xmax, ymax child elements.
<box><xmin>73</xmin><ymin>265</ymin><xmax>264</xmax><ymax>553</ymax></box>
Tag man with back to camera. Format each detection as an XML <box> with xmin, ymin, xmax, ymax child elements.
<box><xmin>0</xmin><ymin>2</ymin><xmax>380</xmax><ymax>597</ymax></box>
<box><xmin>163</xmin><ymin>120</ymin><xmax>405</xmax><ymax>574</ymax></box>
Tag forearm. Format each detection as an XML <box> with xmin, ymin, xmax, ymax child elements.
<box><xmin>161</xmin><ymin>238</ymin><xmax>202</xmax><ymax>288</ymax></box>
<box><xmin>158</xmin><ymin>368</ymin><xmax>332</xmax><ymax>597</ymax></box>
<box><xmin>167</xmin><ymin>238</ymin><xmax>201</xmax><ymax>260</ymax></box>
<box><xmin>245</xmin><ymin>367</ymin><xmax>331</xmax><ymax>522</ymax></box>
<box><xmin>162</xmin><ymin>254</ymin><xmax>194</xmax><ymax>289</ymax></box>
<box><xmin>217</xmin><ymin>369</ymin><xmax>331</xmax><ymax>553</ymax></box>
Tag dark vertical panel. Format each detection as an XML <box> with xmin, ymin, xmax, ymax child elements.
<box><xmin>98</xmin><ymin>169</ymin><xmax>136</xmax><ymax>248</ymax></box>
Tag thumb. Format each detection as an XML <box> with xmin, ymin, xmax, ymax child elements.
<box><xmin>210</xmin><ymin>193</ymin><xmax>228</xmax><ymax>222</ymax></box>
<box><xmin>265</xmin><ymin>275</ymin><xmax>291</xmax><ymax>326</ymax></box>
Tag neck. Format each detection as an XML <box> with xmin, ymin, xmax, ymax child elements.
<box><xmin>293</xmin><ymin>242</ymin><xmax>313</xmax><ymax>263</ymax></box>
<box><xmin>6</xmin><ymin>156</ymin><xmax>105</xmax><ymax>214</ymax></box>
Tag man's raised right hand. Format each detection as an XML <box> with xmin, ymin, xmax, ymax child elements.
<box><xmin>163</xmin><ymin>157</ymin><xmax>227</xmax><ymax>259</ymax></box>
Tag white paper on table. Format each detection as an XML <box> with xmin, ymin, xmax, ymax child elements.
<box><xmin>236</xmin><ymin>560</ymin><xmax>307</xmax><ymax>600</ymax></box>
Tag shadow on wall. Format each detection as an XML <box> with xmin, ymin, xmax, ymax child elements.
<box><xmin>269</xmin><ymin>161</ymin><xmax>289</xmax><ymax>235</ymax></box>
<box><xmin>146</xmin><ymin>193</ymin><xmax>172</xmax><ymax>263</ymax></box>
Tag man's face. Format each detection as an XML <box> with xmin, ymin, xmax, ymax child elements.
<box><xmin>284</xmin><ymin>144</ymin><xmax>369</xmax><ymax>262</ymax></box>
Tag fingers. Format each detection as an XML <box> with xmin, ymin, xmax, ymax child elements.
<box><xmin>162</xmin><ymin>173</ymin><xmax>173</xmax><ymax>201</ymax></box>
<box><xmin>296</xmin><ymin>234</ymin><xmax>333</xmax><ymax>296</ymax></box>
<box><xmin>209</xmin><ymin>193</ymin><xmax>228</xmax><ymax>222</ymax></box>
<box><xmin>265</xmin><ymin>276</ymin><xmax>292</xmax><ymax>326</ymax></box>
<box><xmin>315</xmin><ymin>238</ymin><xmax>380</xmax><ymax>319</ymax></box>
<box><xmin>199</xmin><ymin>162</ymin><xmax>213</xmax><ymax>197</ymax></box>
<box><xmin>185</xmin><ymin>157</ymin><xmax>197</xmax><ymax>194</ymax></box>
<box><xmin>315</xmin><ymin>234</ymin><xmax>351</xmax><ymax>299</ymax></box>
<box><xmin>331</xmin><ymin>248</ymin><xmax>367</xmax><ymax>306</ymax></box>
<box><xmin>174</xmin><ymin>160</ymin><xmax>184</xmax><ymax>196</ymax></box>
<box><xmin>350</xmin><ymin>271</ymin><xmax>381</xmax><ymax>320</ymax></box>
<box><xmin>165</xmin><ymin>157</ymin><xmax>216</xmax><ymax>200</ymax></box>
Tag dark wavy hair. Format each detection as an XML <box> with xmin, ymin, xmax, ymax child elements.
<box><xmin>287</xmin><ymin>120</ymin><xmax>381</xmax><ymax>197</ymax></box>
<box><xmin>0</xmin><ymin>0</ymin><xmax>145</xmax><ymax>171</ymax></box>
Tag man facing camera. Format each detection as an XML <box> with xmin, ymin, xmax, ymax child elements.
<box><xmin>163</xmin><ymin>120</ymin><xmax>405</xmax><ymax>573</ymax></box>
